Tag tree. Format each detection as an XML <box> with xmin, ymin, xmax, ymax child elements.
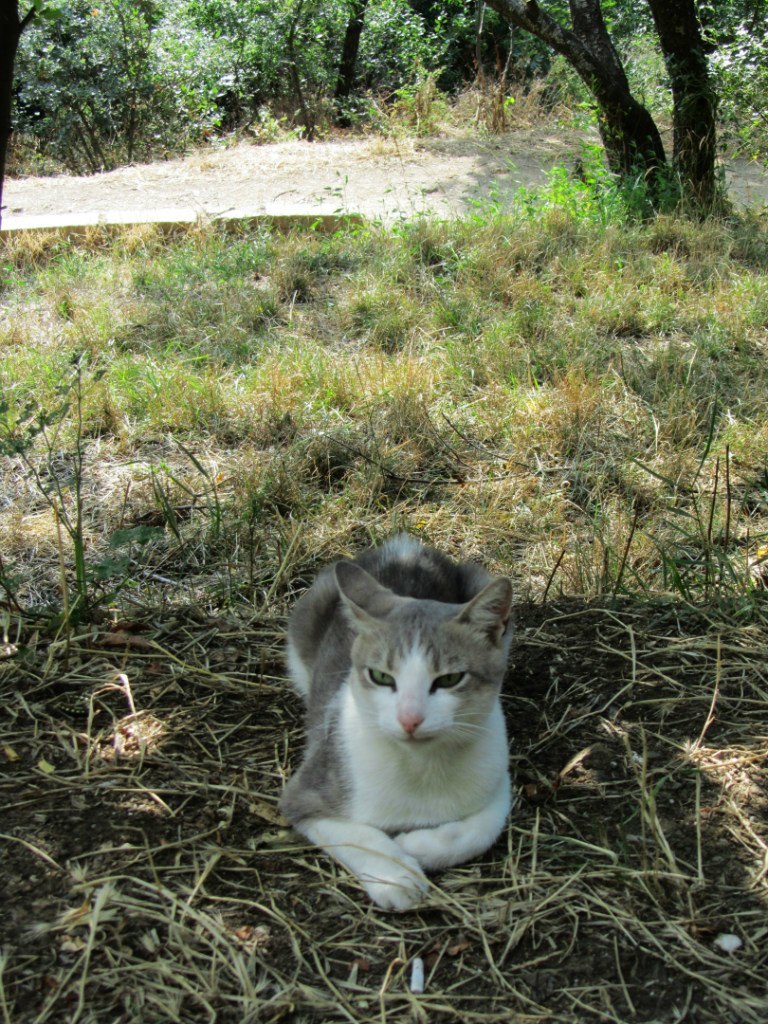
<box><xmin>0</xmin><ymin>0</ymin><xmax>36</xmax><ymax>229</ymax></box>
<box><xmin>647</xmin><ymin>0</ymin><xmax>718</xmax><ymax>211</ymax></box>
<box><xmin>482</xmin><ymin>0</ymin><xmax>720</xmax><ymax>212</ymax></box>
<box><xmin>335</xmin><ymin>0</ymin><xmax>369</xmax><ymax>108</ymax></box>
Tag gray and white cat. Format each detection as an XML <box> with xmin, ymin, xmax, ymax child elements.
<box><xmin>280</xmin><ymin>534</ymin><xmax>514</xmax><ymax>911</ymax></box>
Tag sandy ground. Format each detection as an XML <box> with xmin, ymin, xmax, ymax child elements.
<box><xmin>5</xmin><ymin>129</ymin><xmax>768</xmax><ymax>227</ymax></box>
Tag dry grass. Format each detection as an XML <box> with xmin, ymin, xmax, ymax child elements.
<box><xmin>2</xmin><ymin>207</ymin><xmax>768</xmax><ymax>1021</ymax></box>
<box><xmin>1</xmin><ymin>599</ymin><xmax>767</xmax><ymax>1022</ymax></box>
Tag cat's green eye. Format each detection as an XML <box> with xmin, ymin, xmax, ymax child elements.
<box><xmin>368</xmin><ymin>668</ymin><xmax>396</xmax><ymax>688</ymax></box>
<box><xmin>432</xmin><ymin>671</ymin><xmax>466</xmax><ymax>691</ymax></box>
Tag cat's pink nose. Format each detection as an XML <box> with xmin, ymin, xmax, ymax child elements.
<box><xmin>398</xmin><ymin>712</ymin><xmax>424</xmax><ymax>735</ymax></box>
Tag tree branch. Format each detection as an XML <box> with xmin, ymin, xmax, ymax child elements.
<box><xmin>19</xmin><ymin>9</ymin><xmax>36</xmax><ymax>31</ymax></box>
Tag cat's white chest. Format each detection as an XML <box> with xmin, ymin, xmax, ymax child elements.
<box><xmin>338</xmin><ymin>687</ymin><xmax>508</xmax><ymax>832</ymax></box>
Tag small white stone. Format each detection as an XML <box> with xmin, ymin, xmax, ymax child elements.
<box><xmin>713</xmin><ymin>933</ymin><xmax>742</xmax><ymax>953</ymax></box>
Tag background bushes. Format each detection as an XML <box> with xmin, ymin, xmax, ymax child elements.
<box><xmin>10</xmin><ymin>0</ymin><xmax>768</xmax><ymax>173</ymax></box>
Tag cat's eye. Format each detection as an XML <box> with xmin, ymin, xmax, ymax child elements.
<box><xmin>431</xmin><ymin>671</ymin><xmax>466</xmax><ymax>691</ymax></box>
<box><xmin>367</xmin><ymin>668</ymin><xmax>396</xmax><ymax>688</ymax></box>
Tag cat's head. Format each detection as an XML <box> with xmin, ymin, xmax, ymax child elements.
<box><xmin>335</xmin><ymin>561</ymin><xmax>513</xmax><ymax>745</ymax></box>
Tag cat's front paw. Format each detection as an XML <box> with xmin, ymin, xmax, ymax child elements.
<box><xmin>394</xmin><ymin>822</ymin><xmax>466</xmax><ymax>870</ymax></box>
<box><xmin>359</xmin><ymin>852</ymin><xmax>429</xmax><ymax>911</ymax></box>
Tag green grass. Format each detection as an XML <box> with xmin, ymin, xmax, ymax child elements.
<box><xmin>2</xmin><ymin>197</ymin><xmax>768</xmax><ymax>620</ymax></box>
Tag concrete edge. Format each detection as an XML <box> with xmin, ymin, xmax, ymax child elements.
<box><xmin>0</xmin><ymin>207</ymin><xmax>367</xmax><ymax>236</ymax></box>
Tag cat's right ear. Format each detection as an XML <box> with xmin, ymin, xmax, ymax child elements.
<box><xmin>335</xmin><ymin>561</ymin><xmax>398</xmax><ymax>627</ymax></box>
<box><xmin>454</xmin><ymin>577</ymin><xmax>513</xmax><ymax>646</ymax></box>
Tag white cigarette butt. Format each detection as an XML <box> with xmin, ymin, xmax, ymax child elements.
<box><xmin>410</xmin><ymin>956</ymin><xmax>425</xmax><ymax>994</ymax></box>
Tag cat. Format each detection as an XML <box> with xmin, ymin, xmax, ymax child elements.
<box><xmin>280</xmin><ymin>534</ymin><xmax>514</xmax><ymax>911</ymax></box>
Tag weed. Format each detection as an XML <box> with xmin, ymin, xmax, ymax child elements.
<box><xmin>0</xmin><ymin>357</ymin><xmax>97</xmax><ymax>621</ymax></box>
<box><xmin>344</xmin><ymin>285</ymin><xmax>421</xmax><ymax>351</ymax></box>
<box><xmin>389</xmin><ymin>66</ymin><xmax>449</xmax><ymax>136</ymax></box>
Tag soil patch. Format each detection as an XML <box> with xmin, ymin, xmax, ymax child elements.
<box><xmin>5</xmin><ymin>129</ymin><xmax>768</xmax><ymax>225</ymax></box>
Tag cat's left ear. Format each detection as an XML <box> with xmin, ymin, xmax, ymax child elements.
<box><xmin>335</xmin><ymin>561</ymin><xmax>399</xmax><ymax>627</ymax></box>
<box><xmin>454</xmin><ymin>577</ymin><xmax>513</xmax><ymax>645</ymax></box>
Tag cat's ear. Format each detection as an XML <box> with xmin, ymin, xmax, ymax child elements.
<box><xmin>335</xmin><ymin>561</ymin><xmax>399</xmax><ymax>627</ymax></box>
<box><xmin>454</xmin><ymin>577</ymin><xmax>513</xmax><ymax>645</ymax></box>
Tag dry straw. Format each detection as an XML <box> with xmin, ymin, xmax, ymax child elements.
<box><xmin>2</xmin><ymin>595</ymin><xmax>766</xmax><ymax>1023</ymax></box>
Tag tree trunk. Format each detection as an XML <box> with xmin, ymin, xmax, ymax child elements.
<box><xmin>483</xmin><ymin>0</ymin><xmax>668</xmax><ymax>190</ymax></box>
<box><xmin>287</xmin><ymin>0</ymin><xmax>315</xmax><ymax>141</ymax></box>
<box><xmin>646</xmin><ymin>0</ymin><xmax>720</xmax><ymax>213</ymax></box>
<box><xmin>335</xmin><ymin>0</ymin><xmax>368</xmax><ymax>104</ymax></box>
<box><xmin>0</xmin><ymin>1</ymin><xmax>34</xmax><ymax>229</ymax></box>
<box><xmin>475</xmin><ymin>2</ymin><xmax>486</xmax><ymax>82</ymax></box>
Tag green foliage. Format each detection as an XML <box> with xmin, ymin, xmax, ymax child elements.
<box><xmin>12</xmin><ymin>0</ymin><xmax>454</xmax><ymax>167</ymax></box>
<box><xmin>619</xmin><ymin>32</ymin><xmax>672</xmax><ymax>124</ymax></box>
<box><xmin>389</xmin><ymin>65</ymin><xmax>448</xmax><ymax>134</ymax></box>
<box><xmin>356</xmin><ymin>0</ymin><xmax>437</xmax><ymax>91</ymax></box>
<box><xmin>14</xmin><ymin>0</ymin><xmax>224</xmax><ymax>171</ymax></box>
<box><xmin>10</xmin><ymin>0</ymin><xmax>768</xmax><ymax>171</ymax></box>
<box><xmin>26</xmin><ymin>0</ymin><xmax>68</xmax><ymax>21</ymax></box>
<box><xmin>501</xmin><ymin>143</ymin><xmax>680</xmax><ymax>227</ymax></box>
<box><xmin>710</xmin><ymin>12</ymin><xmax>768</xmax><ymax>161</ymax></box>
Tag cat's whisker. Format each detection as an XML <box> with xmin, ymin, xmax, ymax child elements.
<box><xmin>450</xmin><ymin>729</ymin><xmax>491</xmax><ymax>745</ymax></box>
<box><xmin>450</xmin><ymin>718</ymin><xmax>493</xmax><ymax>736</ymax></box>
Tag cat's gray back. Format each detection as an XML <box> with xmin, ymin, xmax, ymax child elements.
<box><xmin>354</xmin><ymin>534</ymin><xmax>491</xmax><ymax>602</ymax></box>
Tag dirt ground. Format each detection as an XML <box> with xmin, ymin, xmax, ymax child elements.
<box><xmin>2</xmin><ymin>595</ymin><xmax>767</xmax><ymax>1023</ymax></box>
<box><xmin>5</xmin><ymin>129</ymin><xmax>768</xmax><ymax>225</ymax></box>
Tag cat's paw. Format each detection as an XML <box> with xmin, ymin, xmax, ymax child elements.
<box><xmin>359</xmin><ymin>852</ymin><xmax>429</xmax><ymax>911</ymax></box>
<box><xmin>394</xmin><ymin>822</ymin><xmax>467</xmax><ymax>870</ymax></box>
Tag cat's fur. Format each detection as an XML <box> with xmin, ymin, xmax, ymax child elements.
<box><xmin>280</xmin><ymin>534</ymin><xmax>514</xmax><ymax>911</ymax></box>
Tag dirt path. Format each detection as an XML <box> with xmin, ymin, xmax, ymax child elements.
<box><xmin>4</xmin><ymin>129</ymin><xmax>768</xmax><ymax>227</ymax></box>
